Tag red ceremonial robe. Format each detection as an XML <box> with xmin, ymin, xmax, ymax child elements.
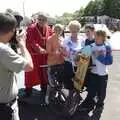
<box><xmin>25</xmin><ymin>23</ymin><xmax>52</xmax><ymax>88</ymax></box>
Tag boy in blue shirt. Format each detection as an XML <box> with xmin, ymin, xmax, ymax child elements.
<box><xmin>80</xmin><ymin>30</ymin><xmax>113</xmax><ymax>119</ymax></box>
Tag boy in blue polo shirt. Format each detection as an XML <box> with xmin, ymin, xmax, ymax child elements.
<box><xmin>81</xmin><ymin>30</ymin><xmax>113</xmax><ymax>119</ymax></box>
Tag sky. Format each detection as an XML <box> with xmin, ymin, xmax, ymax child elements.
<box><xmin>0</xmin><ymin>0</ymin><xmax>92</xmax><ymax>17</ymax></box>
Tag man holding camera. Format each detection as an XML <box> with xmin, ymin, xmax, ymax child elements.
<box><xmin>0</xmin><ymin>13</ymin><xmax>33</xmax><ymax>120</ymax></box>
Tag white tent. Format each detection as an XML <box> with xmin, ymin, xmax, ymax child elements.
<box><xmin>110</xmin><ymin>32</ymin><xmax>120</xmax><ymax>50</ymax></box>
<box><xmin>94</xmin><ymin>24</ymin><xmax>111</xmax><ymax>37</ymax></box>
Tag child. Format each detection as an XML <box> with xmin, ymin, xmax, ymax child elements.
<box><xmin>81</xmin><ymin>30</ymin><xmax>113</xmax><ymax>119</ymax></box>
<box><xmin>46</xmin><ymin>24</ymin><xmax>64</xmax><ymax>65</ymax></box>
<box><xmin>64</xmin><ymin>20</ymin><xmax>83</xmax><ymax>68</ymax></box>
<box><xmin>84</xmin><ymin>24</ymin><xmax>95</xmax><ymax>46</ymax></box>
<box><xmin>83</xmin><ymin>24</ymin><xmax>95</xmax><ymax>88</ymax></box>
<box><xmin>45</xmin><ymin>24</ymin><xmax>65</xmax><ymax>104</ymax></box>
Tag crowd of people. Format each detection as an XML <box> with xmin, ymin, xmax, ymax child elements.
<box><xmin>0</xmin><ymin>11</ymin><xmax>113</xmax><ymax>120</ymax></box>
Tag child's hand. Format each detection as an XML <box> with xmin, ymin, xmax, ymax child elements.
<box><xmin>93</xmin><ymin>50</ymin><xmax>104</xmax><ymax>57</ymax></box>
<box><xmin>55</xmin><ymin>50</ymin><xmax>62</xmax><ymax>60</ymax></box>
<box><xmin>59</xmin><ymin>47</ymin><xmax>67</xmax><ymax>55</ymax></box>
<box><xmin>75</xmin><ymin>61</ymin><xmax>79</xmax><ymax>66</ymax></box>
<box><xmin>56</xmin><ymin>50</ymin><xmax>61</xmax><ymax>56</ymax></box>
<box><xmin>59</xmin><ymin>47</ymin><xmax>69</xmax><ymax>57</ymax></box>
<box><xmin>59</xmin><ymin>46</ymin><xmax>64</xmax><ymax>52</ymax></box>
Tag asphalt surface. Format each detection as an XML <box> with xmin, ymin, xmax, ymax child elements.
<box><xmin>100</xmin><ymin>51</ymin><xmax>120</xmax><ymax>120</ymax></box>
<box><xmin>18</xmin><ymin>51</ymin><xmax>120</xmax><ymax>120</ymax></box>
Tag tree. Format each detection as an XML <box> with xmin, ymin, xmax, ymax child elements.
<box><xmin>84</xmin><ymin>0</ymin><xmax>120</xmax><ymax>18</ymax></box>
<box><xmin>55</xmin><ymin>12</ymin><xmax>73</xmax><ymax>25</ymax></box>
<box><xmin>103</xmin><ymin>0</ymin><xmax>120</xmax><ymax>18</ymax></box>
<box><xmin>84</xmin><ymin>0</ymin><xmax>104</xmax><ymax>16</ymax></box>
<box><xmin>54</xmin><ymin>0</ymin><xmax>120</xmax><ymax>26</ymax></box>
<box><xmin>48</xmin><ymin>17</ymin><xmax>56</xmax><ymax>25</ymax></box>
<box><xmin>73</xmin><ymin>7</ymin><xmax>84</xmax><ymax>21</ymax></box>
<box><xmin>84</xmin><ymin>1</ymin><xmax>94</xmax><ymax>16</ymax></box>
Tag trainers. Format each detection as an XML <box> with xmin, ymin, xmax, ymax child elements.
<box><xmin>90</xmin><ymin>107</ymin><xmax>103</xmax><ymax>120</ymax></box>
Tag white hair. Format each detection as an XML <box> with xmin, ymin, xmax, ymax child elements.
<box><xmin>68</xmin><ymin>20</ymin><xmax>81</xmax><ymax>32</ymax></box>
<box><xmin>37</xmin><ymin>12</ymin><xmax>49</xmax><ymax>19</ymax></box>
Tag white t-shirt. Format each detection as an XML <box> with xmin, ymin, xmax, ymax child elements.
<box><xmin>91</xmin><ymin>43</ymin><xmax>108</xmax><ymax>76</ymax></box>
<box><xmin>63</xmin><ymin>36</ymin><xmax>84</xmax><ymax>66</ymax></box>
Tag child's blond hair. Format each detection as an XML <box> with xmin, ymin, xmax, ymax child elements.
<box><xmin>68</xmin><ymin>20</ymin><xmax>81</xmax><ymax>32</ymax></box>
<box><xmin>96</xmin><ymin>30</ymin><xmax>107</xmax><ymax>42</ymax></box>
<box><xmin>54</xmin><ymin>24</ymin><xmax>64</xmax><ymax>31</ymax></box>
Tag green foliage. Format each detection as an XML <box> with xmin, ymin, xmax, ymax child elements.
<box><xmin>103</xmin><ymin>0</ymin><xmax>120</xmax><ymax>18</ymax></box>
<box><xmin>73</xmin><ymin>7</ymin><xmax>84</xmax><ymax>21</ymax></box>
<box><xmin>84</xmin><ymin>0</ymin><xmax>104</xmax><ymax>16</ymax></box>
<box><xmin>55</xmin><ymin>12</ymin><xmax>73</xmax><ymax>25</ymax></box>
<box><xmin>84</xmin><ymin>0</ymin><xmax>120</xmax><ymax>18</ymax></box>
<box><xmin>55</xmin><ymin>0</ymin><xmax>120</xmax><ymax>25</ymax></box>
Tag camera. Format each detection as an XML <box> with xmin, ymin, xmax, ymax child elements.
<box><xmin>9</xmin><ymin>13</ymin><xmax>23</xmax><ymax>53</ymax></box>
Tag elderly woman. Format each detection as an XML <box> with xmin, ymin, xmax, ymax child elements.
<box><xmin>25</xmin><ymin>12</ymin><xmax>53</xmax><ymax>104</ymax></box>
<box><xmin>64</xmin><ymin>20</ymin><xmax>84</xmax><ymax>67</ymax></box>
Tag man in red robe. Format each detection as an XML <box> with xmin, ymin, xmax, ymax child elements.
<box><xmin>25</xmin><ymin>12</ymin><xmax>52</xmax><ymax>103</ymax></box>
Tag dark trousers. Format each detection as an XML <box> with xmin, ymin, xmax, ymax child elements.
<box><xmin>82</xmin><ymin>73</ymin><xmax>108</xmax><ymax>111</ymax></box>
<box><xmin>0</xmin><ymin>106</ymin><xmax>12</xmax><ymax>120</ymax></box>
<box><xmin>0</xmin><ymin>99</ymin><xmax>19</xmax><ymax>120</ymax></box>
<box><xmin>47</xmin><ymin>61</ymin><xmax>74</xmax><ymax>90</ymax></box>
<box><xmin>63</xmin><ymin>61</ymin><xmax>75</xmax><ymax>90</ymax></box>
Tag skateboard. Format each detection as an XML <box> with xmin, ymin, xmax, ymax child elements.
<box><xmin>74</xmin><ymin>45</ymin><xmax>92</xmax><ymax>91</ymax></box>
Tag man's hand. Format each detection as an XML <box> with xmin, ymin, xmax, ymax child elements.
<box><xmin>35</xmin><ymin>44</ymin><xmax>47</xmax><ymax>54</ymax></box>
<box><xmin>16</xmin><ymin>29</ymin><xmax>26</xmax><ymax>48</ymax></box>
<box><xmin>39</xmin><ymin>47</ymin><xmax>47</xmax><ymax>54</ymax></box>
<box><xmin>16</xmin><ymin>29</ymin><xmax>33</xmax><ymax>71</ymax></box>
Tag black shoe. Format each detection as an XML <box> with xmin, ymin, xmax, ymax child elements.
<box><xmin>90</xmin><ymin>107</ymin><xmax>103</xmax><ymax>120</ymax></box>
<box><xmin>40</xmin><ymin>85</ymin><xmax>47</xmax><ymax>104</ymax></box>
<box><xmin>78</xmin><ymin>103</ymin><xmax>94</xmax><ymax>113</ymax></box>
<box><xmin>40</xmin><ymin>102</ymin><xmax>47</xmax><ymax>107</ymax></box>
<box><xmin>40</xmin><ymin>92</ymin><xmax>46</xmax><ymax>106</ymax></box>
<box><xmin>40</xmin><ymin>94</ymin><xmax>48</xmax><ymax>106</ymax></box>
